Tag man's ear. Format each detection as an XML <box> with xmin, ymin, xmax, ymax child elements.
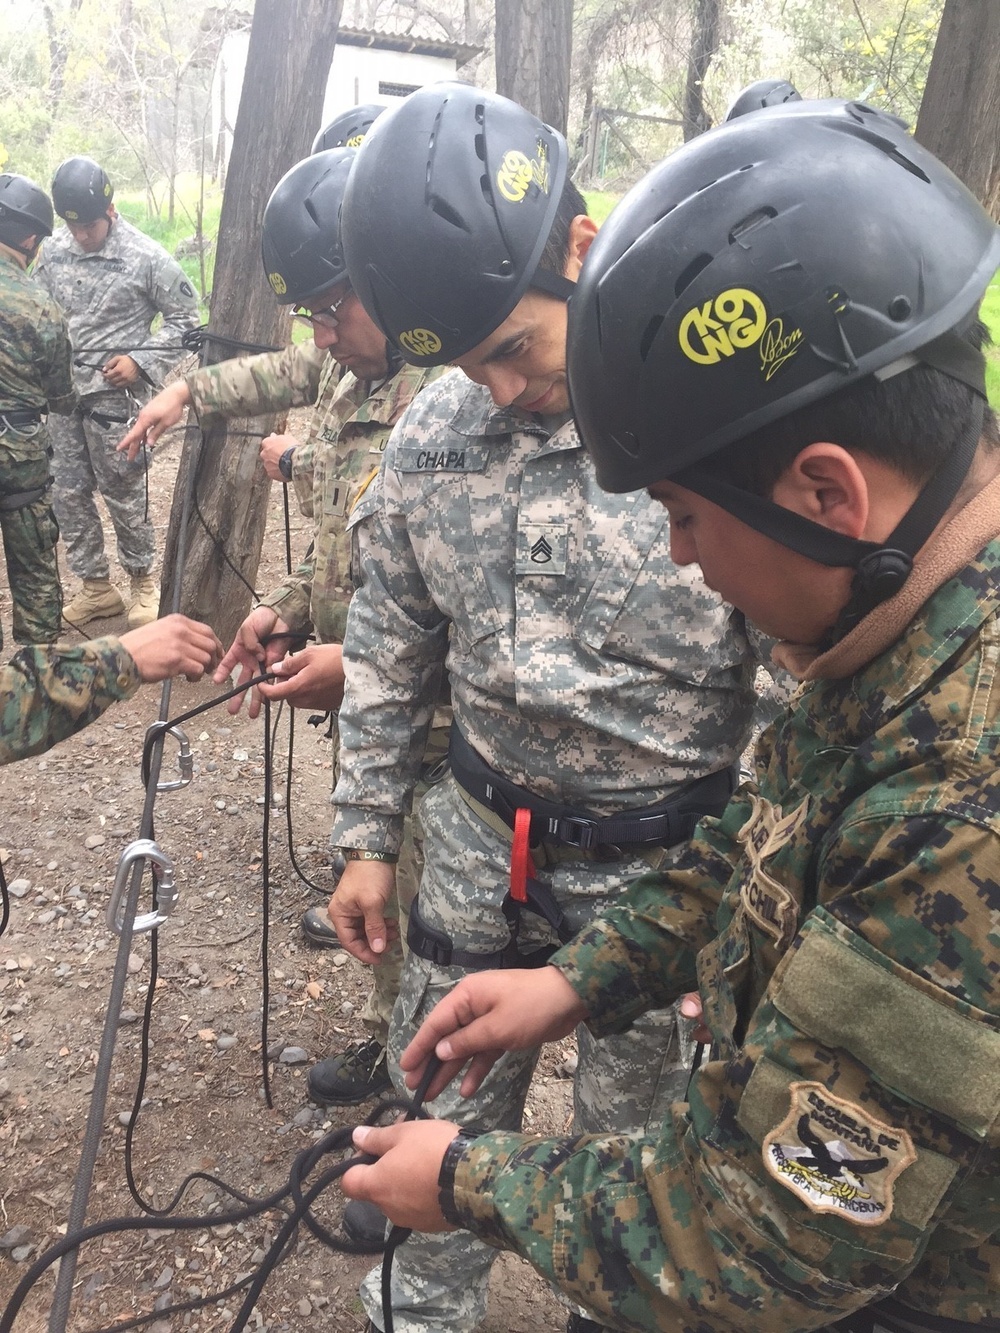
<box><xmin>563</xmin><ymin>214</ymin><xmax>599</xmax><ymax>281</ymax></box>
<box><xmin>771</xmin><ymin>442</ymin><xmax>870</xmax><ymax>540</ymax></box>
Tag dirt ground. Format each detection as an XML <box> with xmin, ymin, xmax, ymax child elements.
<box><xmin>0</xmin><ymin>398</ymin><xmax>573</xmax><ymax>1332</ymax></box>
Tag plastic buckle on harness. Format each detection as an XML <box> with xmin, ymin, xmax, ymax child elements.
<box><xmin>107</xmin><ymin>839</ymin><xmax>178</xmax><ymax>936</ymax></box>
<box><xmin>553</xmin><ymin>815</ymin><xmax>598</xmax><ymax>851</ymax></box>
<box><xmin>147</xmin><ymin>723</ymin><xmax>193</xmax><ymax>792</ymax></box>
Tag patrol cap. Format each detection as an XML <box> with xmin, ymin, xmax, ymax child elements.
<box><xmin>341</xmin><ymin>82</ymin><xmax>570</xmax><ymax>366</ymax></box>
<box><xmin>312</xmin><ymin>103</ymin><xmax>385</xmax><ymax>154</ymax></box>
<box><xmin>0</xmin><ymin>173</ymin><xmax>55</xmax><ymax>240</ymax></box>
<box><xmin>568</xmin><ymin>98</ymin><xmax>1000</xmax><ymax>495</ymax></box>
<box><xmin>51</xmin><ymin>156</ymin><xmax>114</xmax><ymax>223</ymax></box>
<box><xmin>260</xmin><ymin>147</ymin><xmax>355</xmax><ymax>305</ymax></box>
<box><xmin>725</xmin><ymin>79</ymin><xmax>801</xmax><ymax>121</ymax></box>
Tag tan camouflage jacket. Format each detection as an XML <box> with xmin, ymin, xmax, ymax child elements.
<box><xmin>445</xmin><ymin>513</ymin><xmax>1000</xmax><ymax>1330</ymax></box>
<box><xmin>330</xmin><ymin>370</ymin><xmax>760</xmax><ymax>853</ymax></box>
<box><xmin>0</xmin><ymin>637</ymin><xmax>139</xmax><ymax>765</ymax></box>
<box><xmin>187</xmin><ymin>345</ymin><xmax>436</xmax><ymax>644</ymax></box>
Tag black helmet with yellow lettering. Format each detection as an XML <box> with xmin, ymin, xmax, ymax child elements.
<box><xmin>724</xmin><ymin>79</ymin><xmax>801</xmax><ymax>121</ymax></box>
<box><xmin>312</xmin><ymin>103</ymin><xmax>385</xmax><ymax>154</ymax></box>
<box><xmin>341</xmin><ymin>82</ymin><xmax>570</xmax><ymax>365</ymax></box>
<box><xmin>0</xmin><ymin>173</ymin><xmax>54</xmax><ymax>250</ymax></box>
<box><xmin>569</xmin><ymin>99</ymin><xmax>1000</xmax><ymax>631</ymax></box>
<box><xmin>260</xmin><ymin>148</ymin><xmax>354</xmax><ymax>305</ymax></box>
<box><xmin>51</xmin><ymin>156</ymin><xmax>113</xmax><ymax>223</ymax></box>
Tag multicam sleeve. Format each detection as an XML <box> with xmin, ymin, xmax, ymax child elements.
<box><xmin>186</xmin><ymin>342</ymin><xmax>327</xmax><ymax>420</ymax></box>
<box><xmin>329</xmin><ymin>450</ymin><xmax>449</xmax><ymax>853</ymax></box>
<box><xmin>0</xmin><ymin>637</ymin><xmax>140</xmax><ymax>765</ymax></box>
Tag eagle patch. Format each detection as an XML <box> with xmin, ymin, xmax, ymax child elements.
<box><xmin>763</xmin><ymin>1081</ymin><xmax>915</xmax><ymax>1225</ymax></box>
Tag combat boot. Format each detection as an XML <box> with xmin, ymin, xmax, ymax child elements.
<box><xmin>127</xmin><ymin>572</ymin><xmax>160</xmax><ymax>629</ymax></box>
<box><xmin>62</xmin><ymin>578</ymin><xmax>126</xmax><ymax>628</ymax></box>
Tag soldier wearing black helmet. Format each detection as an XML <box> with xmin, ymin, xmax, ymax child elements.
<box><xmin>325</xmin><ymin>82</ymin><xmax>770</xmax><ymax>1333</ymax></box>
<box><xmin>724</xmin><ymin>76</ymin><xmax>802</xmax><ymax>120</ymax></box>
<box><xmin>312</xmin><ymin>102</ymin><xmax>385</xmax><ymax>154</ymax></box>
<box><xmin>34</xmin><ymin>155</ymin><xmax>198</xmax><ymax>632</ymax></box>
<box><xmin>0</xmin><ymin>172</ymin><xmax>74</xmax><ymax>651</ymax></box>
<box><xmin>343</xmin><ymin>100</ymin><xmax>1000</xmax><ymax>1333</ymax></box>
<box><xmin>119</xmin><ymin>147</ymin><xmax>446</xmax><ymax>1198</ymax></box>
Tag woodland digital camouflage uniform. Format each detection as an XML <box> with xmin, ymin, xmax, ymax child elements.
<box><xmin>0</xmin><ymin>635</ymin><xmax>139</xmax><ymax>766</ymax></box>
<box><xmin>187</xmin><ymin>341</ymin><xmax>444</xmax><ymax>1043</ymax></box>
<box><xmin>330</xmin><ymin>369</ymin><xmax>766</xmax><ymax>1332</ymax></box>
<box><xmin>34</xmin><ymin>216</ymin><xmax>198</xmax><ymax>579</ymax></box>
<box><xmin>0</xmin><ymin>247</ymin><xmax>75</xmax><ymax>648</ymax></box>
<box><xmin>439</xmin><ymin>519</ymin><xmax>1000</xmax><ymax>1332</ymax></box>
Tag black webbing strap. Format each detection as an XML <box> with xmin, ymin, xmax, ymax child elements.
<box><xmin>448</xmin><ymin>725</ymin><xmax>736</xmax><ymax>853</ymax></box>
<box><xmin>0</xmin><ymin>483</ymin><xmax>49</xmax><ymax>512</ymax></box>
<box><xmin>830</xmin><ymin>1297</ymin><xmax>1000</xmax><ymax>1333</ymax></box>
<box><xmin>0</xmin><ymin>409</ymin><xmax>44</xmax><ymax>430</ymax></box>
<box><xmin>407</xmin><ymin>883</ymin><xmax>572</xmax><ymax>972</ymax></box>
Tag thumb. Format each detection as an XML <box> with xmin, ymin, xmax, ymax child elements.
<box><xmin>365</xmin><ymin>909</ymin><xmax>387</xmax><ymax>955</ymax></box>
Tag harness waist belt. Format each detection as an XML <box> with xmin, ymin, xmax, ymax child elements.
<box><xmin>832</xmin><ymin>1298</ymin><xmax>1000</xmax><ymax>1333</ymax></box>
<box><xmin>0</xmin><ymin>409</ymin><xmax>44</xmax><ymax>429</ymax></box>
<box><xmin>449</xmin><ymin>725</ymin><xmax>736</xmax><ymax>852</ymax></box>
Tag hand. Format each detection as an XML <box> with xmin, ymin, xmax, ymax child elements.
<box><xmin>256</xmin><ymin>643</ymin><xmax>344</xmax><ymax>711</ymax></box>
<box><xmin>328</xmin><ymin>860</ymin><xmax>396</xmax><ymax>964</ymax></box>
<box><xmin>119</xmin><ymin>614</ymin><xmax>223</xmax><ymax>683</ymax></box>
<box><xmin>400</xmin><ymin>967</ymin><xmax>588</xmax><ymax>1101</ymax></box>
<box><xmin>102</xmin><ymin>354</ymin><xmax>141</xmax><ymax>388</ymax></box>
<box><xmin>680</xmin><ymin>991</ymin><xmax>711</xmax><ymax>1044</ymax></box>
<box><xmin>259</xmin><ymin>433</ymin><xmax>299</xmax><ymax>482</ymax></box>
<box><xmin>118</xmin><ymin>381</ymin><xmax>191</xmax><ymax>460</ymax></box>
<box><xmin>213</xmin><ymin>607</ymin><xmax>301</xmax><ymax>718</ymax></box>
<box><xmin>342</xmin><ymin>1121</ymin><xmax>460</xmax><ymax>1233</ymax></box>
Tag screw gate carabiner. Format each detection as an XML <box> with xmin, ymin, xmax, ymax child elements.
<box><xmin>106</xmin><ymin>839</ymin><xmax>178</xmax><ymax>936</ymax></box>
<box><xmin>147</xmin><ymin>723</ymin><xmax>194</xmax><ymax>792</ymax></box>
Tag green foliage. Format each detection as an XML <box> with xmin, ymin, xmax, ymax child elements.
<box><xmin>582</xmin><ymin>189</ymin><xmax>620</xmax><ymax>225</ymax></box>
<box><xmin>982</xmin><ymin>272</ymin><xmax>1000</xmax><ymax>411</ymax></box>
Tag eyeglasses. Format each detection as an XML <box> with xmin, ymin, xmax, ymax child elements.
<box><xmin>292</xmin><ymin>288</ymin><xmax>351</xmax><ymax>329</ymax></box>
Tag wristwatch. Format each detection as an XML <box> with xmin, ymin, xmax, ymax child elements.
<box><xmin>278</xmin><ymin>445</ymin><xmax>295</xmax><ymax>481</ymax></box>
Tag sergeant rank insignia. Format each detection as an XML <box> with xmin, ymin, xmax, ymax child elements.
<box><xmin>763</xmin><ymin>1082</ymin><xmax>915</xmax><ymax>1225</ymax></box>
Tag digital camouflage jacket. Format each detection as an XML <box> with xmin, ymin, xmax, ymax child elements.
<box><xmin>0</xmin><ymin>248</ymin><xmax>75</xmax><ymax>415</ymax></box>
<box><xmin>0</xmin><ymin>636</ymin><xmax>139</xmax><ymax>766</ymax></box>
<box><xmin>187</xmin><ymin>344</ymin><xmax>436</xmax><ymax>644</ymax></box>
<box><xmin>330</xmin><ymin>370</ymin><xmax>760</xmax><ymax>853</ymax></box>
<box><xmin>445</xmin><ymin>522</ymin><xmax>1000</xmax><ymax>1331</ymax></box>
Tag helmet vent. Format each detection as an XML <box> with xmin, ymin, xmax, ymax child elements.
<box><xmin>729</xmin><ymin>207</ymin><xmax>776</xmax><ymax>245</ymax></box>
<box><xmin>474</xmin><ymin>133</ymin><xmax>486</xmax><ymax>162</ymax></box>
<box><xmin>673</xmin><ymin>252</ymin><xmax>712</xmax><ymax>298</ymax></box>
<box><xmin>430</xmin><ymin>194</ymin><xmax>470</xmax><ymax>232</ymax></box>
<box><xmin>639</xmin><ymin>315</ymin><xmax>664</xmax><ymax>362</ymax></box>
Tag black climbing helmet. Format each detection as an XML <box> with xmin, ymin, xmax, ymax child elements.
<box><xmin>568</xmin><ymin>99</ymin><xmax>1000</xmax><ymax>634</ymax></box>
<box><xmin>0</xmin><ymin>173</ymin><xmax>55</xmax><ymax>245</ymax></box>
<box><xmin>724</xmin><ymin>79</ymin><xmax>801</xmax><ymax>121</ymax></box>
<box><xmin>312</xmin><ymin>103</ymin><xmax>385</xmax><ymax>154</ymax></box>
<box><xmin>260</xmin><ymin>147</ymin><xmax>355</xmax><ymax>305</ymax></box>
<box><xmin>51</xmin><ymin>156</ymin><xmax>113</xmax><ymax>223</ymax></box>
<box><xmin>341</xmin><ymin>82</ymin><xmax>570</xmax><ymax>365</ymax></box>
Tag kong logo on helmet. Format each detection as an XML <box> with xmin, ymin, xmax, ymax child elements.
<box><xmin>345</xmin><ymin>133</ymin><xmax>366</xmax><ymax>148</ymax></box>
<box><xmin>268</xmin><ymin>271</ymin><xmax>288</xmax><ymax>297</ymax></box>
<box><xmin>496</xmin><ymin>141</ymin><xmax>550</xmax><ymax>204</ymax></box>
<box><xmin>399</xmin><ymin>327</ymin><xmax>443</xmax><ymax>358</ymax></box>
<box><xmin>679</xmin><ymin>286</ymin><xmax>802</xmax><ymax>382</ymax></box>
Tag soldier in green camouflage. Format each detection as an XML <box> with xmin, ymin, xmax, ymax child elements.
<box><xmin>0</xmin><ymin>614</ymin><xmax>222</xmax><ymax>766</ymax></box>
<box><xmin>0</xmin><ymin>173</ymin><xmax>74</xmax><ymax>651</ymax></box>
<box><xmin>342</xmin><ymin>103</ymin><xmax>1000</xmax><ymax>1333</ymax></box>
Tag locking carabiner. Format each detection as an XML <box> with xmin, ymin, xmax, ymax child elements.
<box><xmin>106</xmin><ymin>839</ymin><xmax>178</xmax><ymax>936</ymax></box>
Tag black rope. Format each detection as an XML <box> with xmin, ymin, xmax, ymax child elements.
<box><xmin>182</xmin><ymin>325</ymin><xmax>283</xmax><ymax>357</ymax></box>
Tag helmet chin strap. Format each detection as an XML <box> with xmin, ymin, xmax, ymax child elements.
<box><xmin>679</xmin><ymin>396</ymin><xmax>985</xmax><ymax>646</ymax></box>
<box><xmin>529</xmin><ymin>268</ymin><xmax>575</xmax><ymax>302</ymax></box>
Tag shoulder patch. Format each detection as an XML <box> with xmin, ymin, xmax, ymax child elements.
<box><xmin>763</xmin><ymin>1081</ymin><xmax>915</xmax><ymax>1225</ymax></box>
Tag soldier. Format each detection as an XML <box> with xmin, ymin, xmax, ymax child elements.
<box><xmin>326</xmin><ymin>84</ymin><xmax>767</xmax><ymax>1333</ymax></box>
<box><xmin>344</xmin><ymin>101</ymin><xmax>1000</xmax><ymax>1333</ymax></box>
<box><xmin>34</xmin><ymin>156</ymin><xmax>199</xmax><ymax>631</ymax></box>
<box><xmin>0</xmin><ymin>614</ymin><xmax>222</xmax><ymax>766</ymax></box>
<box><xmin>0</xmin><ymin>173</ymin><xmax>74</xmax><ymax>652</ymax></box>
<box><xmin>118</xmin><ymin>147</ymin><xmax>445</xmax><ymax>1246</ymax></box>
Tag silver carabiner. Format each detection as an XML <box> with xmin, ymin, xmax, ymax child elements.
<box><xmin>106</xmin><ymin>839</ymin><xmax>178</xmax><ymax>936</ymax></box>
<box><xmin>146</xmin><ymin>723</ymin><xmax>193</xmax><ymax>792</ymax></box>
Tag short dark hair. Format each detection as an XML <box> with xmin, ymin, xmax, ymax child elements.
<box><xmin>710</xmin><ymin>320</ymin><xmax>999</xmax><ymax>497</ymax></box>
<box><xmin>537</xmin><ymin>177</ymin><xmax>588</xmax><ymax>278</ymax></box>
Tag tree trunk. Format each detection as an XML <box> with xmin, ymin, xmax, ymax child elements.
<box><xmin>494</xmin><ymin>0</ymin><xmax>572</xmax><ymax>136</ymax></box>
<box><xmin>914</xmin><ymin>0</ymin><xmax>1000</xmax><ymax>220</ymax></box>
<box><xmin>683</xmin><ymin>0</ymin><xmax>721</xmax><ymax>142</ymax></box>
<box><xmin>161</xmin><ymin>0</ymin><xmax>342</xmax><ymax>646</ymax></box>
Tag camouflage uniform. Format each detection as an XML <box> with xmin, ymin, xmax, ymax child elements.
<box><xmin>0</xmin><ymin>635</ymin><xmax>139</xmax><ymax>765</ymax></box>
<box><xmin>34</xmin><ymin>217</ymin><xmax>198</xmax><ymax>579</ymax></box>
<box><xmin>0</xmin><ymin>247</ymin><xmax>75</xmax><ymax>648</ymax></box>
<box><xmin>187</xmin><ymin>344</ymin><xmax>443</xmax><ymax>1041</ymax></box>
<box><xmin>440</xmin><ymin>501</ymin><xmax>1000</xmax><ymax>1331</ymax></box>
<box><xmin>329</xmin><ymin>370</ymin><xmax>762</xmax><ymax>1332</ymax></box>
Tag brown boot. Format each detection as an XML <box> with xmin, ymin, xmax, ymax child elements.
<box><xmin>62</xmin><ymin>578</ymin><xmax>126</xmax><ymax>628</ymax></box>
<box><xmin>127</xmin><ymin>572</ymin><xmax>160</xmax><ymax>628</ymax></box>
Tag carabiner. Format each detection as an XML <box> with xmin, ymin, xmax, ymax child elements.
<box><xmin>146</xmin><ymin>723</ymin><xmax>193</xmax><ymax>792</ymax></box>
<box><xmin>106</xmin><ymin>839</ymin><xmax>178</xmax><ymax>936</ymax></box>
